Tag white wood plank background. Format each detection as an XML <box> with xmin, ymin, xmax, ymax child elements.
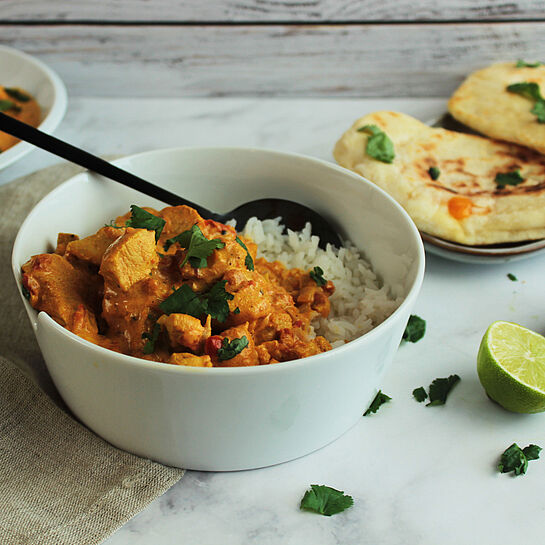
<box><xmin>3</xmin><ymin>0</ymin><xmax>545</xmax><ymax>22</ymax></box>
<box><xmin>1</xmin><ymin>1</ymin><xmax>544</xmax><ymax>97</ymax></box>
<box><xmin>1</xmin><ymin>22</ymin><xmax>544</xmax><ymax>97</ymax></box>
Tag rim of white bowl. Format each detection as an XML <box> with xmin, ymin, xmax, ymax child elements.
<box><xmin>13</xmin><ymin>146</ymin><xmax>426</xmax><ymax>376</ymax></box>
<box><xmin>0</xmin><ymin>45</ymin><xmax>68</xmax><ymax>170</ymax></box>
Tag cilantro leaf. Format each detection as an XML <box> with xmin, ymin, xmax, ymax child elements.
<box><xmin>426</xmin><ymin>374</ymin><xmax>460</xmax><ymax>406</ymax></box>
<box><xmin>412</xmin><ymin>387</ymin><xmax>428</xmax><ymax>403</ymax></box>
<box><xmin>159</xmin><ymin>284</ymin><xmax>207</xmax><ymax>318</ymax></box>
<box><xmin>4</xmin><ymin>88</ymin><xmax>31</xmax><ymax>102</ymax></box>
<box><xmin>507</xmin><ymin>273</ymin><xmax>517</xmax><ymax>281</ymax></box>
<box><xmin>235</xmin><ymin>237</ymin><xmax>254</xmax><ymax>271</ymax></box>
<box><xmin>516</xmin><ymin>60</ymin><xmax>544</xmax><ymax>68</ymax></box>
<box><xmin>217</xmin><ymin>336</ymin><xmax>249</xmax><ymax>361</ymax></box>
<box><xmin>21</xmin><ymin>285</ymin><xmax>31</xmax><ymax>300</ymax></box>
<box><xmin>357</xmin><ymin>124</ymin><xmax>395</xmax><ymax>164</ymax></box>
<box><xmin>402</xmin><ymin>315</ymin><xmax>426</xmax><ymax>343</ymax></box>
<box><xmin>159</xmin><ymin>280</ymin><xmax>233</xmax><ymax>322</ymax></box>
<box><xmin>300</xmin><ymin>485</ymin><xmax>353</xmax><ymax>516</ymax></box>
<box><xmin>204</xmin><ymin>280</ymin><xmax>235</xmax><ymax>323</ymax></box>
<box><xmin>0</xmin><ymin>99</ymin><xmax>20</xmax><ymax>113</ymax></box>
<box><xmin>495</xmin><ymin>170</ymin><xmax>524</xmax><ymax>189</ymax></box>
<box><xmin>309</xmin><ymin>266</ymin><xmax>327</xmax><ymax>287</ymax></box>
<box><xmin>364</xmin><ymin>390</ymin><xmax>391</xmax><ymax>416</ymax></box>
<box><xmin>507</xmin><ymin>82</ymin><xmax>545</xmax><ymax>123</ymax></box>
<box><xmin>233</xmin><ymin>306</ymin><xmax>241</xmax><ymax>314</ymax></box>
<box><xmin>165</xmin><ymin>224</ymin><xmax>225</xmax><ymax>268</ymax></box>
<box><xmin>125</xmin><ymin>205</ymin><xmax>166</xmax><ymax>242</ymax></box>
<box><xmin>142</xmin><ymin>322</ymin><xmax>161</xmax><ymax>354</ymax></box>
<box><xmin>428</xmin><ymin>166</ymin><xmax>440</xmax><ymax>180</ymax></box>
<box><xmin>498</xmin><ymin>443</ymin><xmax>541</xmax><ymax>475</ymax></box>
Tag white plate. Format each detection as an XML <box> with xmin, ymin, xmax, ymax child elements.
<box><xmin>0</xmin><ymin>46</ymin><xmax>67</xmax><ymax>170</ymax></box>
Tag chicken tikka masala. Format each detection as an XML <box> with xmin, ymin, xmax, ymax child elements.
<box><xmin>0</xmin><ymin>86</ymin><xmax>40</xmax><ymax>152</ymax></box>
<box><xmin>22</xmin><ymin>205</ymin><xmax>335</xmax><ymax>367</ymax></box>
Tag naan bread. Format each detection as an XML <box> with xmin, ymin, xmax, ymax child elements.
<box><xmin>333</xmin><ymin>111</ymin><xmax>545</xmax><ymax>245</ymax></box>
<box><xmin>448</xmin><ymin>62</ymin><xmax>545</xmax><ymax>154</ymax></box>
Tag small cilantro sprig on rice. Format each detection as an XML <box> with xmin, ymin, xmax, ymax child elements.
<box><xmin>239</xmin><ymin>217</ymin><xmax>402</xmax><ymax>346</ymax></box>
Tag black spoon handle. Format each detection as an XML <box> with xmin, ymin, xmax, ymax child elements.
<box><xmin>0</xmin><ymin>112</ymin><xmax>216</xmax><ymax>219</ymax></box>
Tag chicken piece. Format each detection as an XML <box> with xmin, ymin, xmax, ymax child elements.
<box><xmin>249</xmin><ymin>310</ymin><xmax>294</xmax><ymax>344</ymax></box>
<box><xmin>65</xmin><ymin>226</ymin><xmax>125</xmax><ymax>266</ymax></box>
<box><xmin>157</xmin><ymin>313</ymin><xmax>211</xmax><ymax>352</ymax></box>
<box><xmin>296</xmin><ymin>281</ymin><xmax>335</xmax><ymax>318</ymax></box>
<box><xmin>257</xmin><ymin>330</ymin><xmax>331</xmax><ymax>363</ymax></box>
<box><xmin>21</xmin><ymin>253</ymin><xmax>99</xmax><ymax>331</ymax></box>
<box><xmin>221</xmin><ymin>268</ymin><xmax>275</xmax><ymax>326</ymax></box>
<box><xmin>168</xmin><ymin>353</ymin><xmax>213</xmax><ymax>367</ymax></box>
<box><xmin>99</xmin><ymin>228</ymin><xmax>158</xmax><ymax>291</ymax></box>
<box><xmin>70</xmin><ymin>304</ymin><xmax>100</xmax><ymax>343</ymax></box>
<box><xmin>205</xmin><ymin>323</ymin><xmax>259</xmax><ymax>367</ymax></box>
<box><xmin>157</xmin><ymin>205</ymin><xmax>204</xmax><ymax>251</ymax></box>
<box><xmin>55</xmin><ymin>233</ymin><xmax>79</xmax><ymax>256</ymax></box>
<box><xmin>177</xmin><ymin>231</ymin><xmax>248</xmax><ymax>292</ymax></box>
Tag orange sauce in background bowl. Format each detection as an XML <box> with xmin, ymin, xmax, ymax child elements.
<box><xmin>0</xmin><ymin>86</ymin><xmax>40</xmax><ymax>152</ymax></box>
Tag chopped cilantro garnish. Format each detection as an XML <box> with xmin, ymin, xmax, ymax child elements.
<box><xmin>300</xmin><ymin>485</ymin><xmax>353</xmax><ymax>516</ymax></box>
<box><xmin>495</xmin><ymin>169</ymin><xmax>524</xmax><ymax>189</ymax></box>
<box><xmin>217</xmin><ymin>336</ymin><xmax>249</xmax><ymax>361</ymax></box>
<box><xmin>125</xmin><ymin>205</ymin><xmax>165</xmax><ymax>242</ymax></box>
<box><xmin>516</xmin><ymin>60</ymin><xmax>543</xmax><ymax>68</ymax></box>
<box><xmin>21</xmin><ymin>285</ymin><xmax>31</xmax><ymax>300</ymax></box>
<box><xmin>142</xmin><ymin>322</ymin><xmax>161</xmax><ymax>354</ymax></box>
<box><xmin>428</xmin><ymin>166</ymin><xmax>440</xmax><ymax>180</ymax></box>
<box><xmin>233</xmin><ymin>307</ymin><xmax>241</xmax><ymax>314</ymax></box>
<box><xmin>507</xmin><ymin>82</ymin><xmax>545</xmax><ymax>123</ymax></box>
<box><xmin>412</xmin><ymin>387</ymin><xmax>428</xmax><ymax>403</ymax></box>
<box><xmin>498</xmin><ymin>443</ymin><xmax>542</xmax><ymax>475</ymax></box>
<box><xmin>159</xmin><ymin>280</ymin><xmax>234</xmax><ymax>322</ymax></box>
<box><xmin>402</xmin><ymin>315</ymin><xmax>426</xmax><ymax>343</ymax></box>
<box><xmin>309</xmin><ymin>266</ymin><xmax>327</xmax><ymax>287</ymax></box>
<box><xmin>357</xmin><ymin>124</ymin><xmax>395</xmax><ymax>164</ymax></box>
<box><xmin>507</xmin><ymin>273</ymin><xmax>517</xmax><ymax>281</ymax></box>
<box><xmin>364</xmin><ymin>390</ymin><xmax>391</xmax><ymax>416</ymax></box>
<box><xmin>426</xmin><ymin>374</ymin><xmax>460</xmax><ymax>406</ymax></box>
<box><xmin>104</xmin><ymin>220</ymin><xmax>124</xmax><ymax>229</ymax></box>
<box><xmin>0</xmin><ymin>99</ymin><xmax>20</xmax><ymax>113</ymax></box>
<box><xmin>235</xmin><ymin>237</ymin><xmax>254</xmax><ymax>271</ymax></box>
<box><xmin>165</xmin><ymin>224</ymin><xmax>225</xmax><ymax>268</ymax></box>
<box><xmin>4</xmin><ymin>88</ymin><xmax>31</xmax><ymax>102</ymax></box>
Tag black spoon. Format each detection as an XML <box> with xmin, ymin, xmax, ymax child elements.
<box><xmin>0</xmin><ymin>112</ymin><xmax>341</xmax><ymax>247</ymax></box>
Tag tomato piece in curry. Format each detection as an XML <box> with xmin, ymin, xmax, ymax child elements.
<box><xmin>22</xmin><ymin>205</ymin><xmax>335</xmax><ymax>367</ymax></box>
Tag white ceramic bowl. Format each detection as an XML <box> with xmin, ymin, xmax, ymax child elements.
<box><xmin>0</xmin><ymin>45</ymin><xmax>67</xmax><ymax>171</ymax></box>
<box><xmin>12</xmin><ymin>147</ymin><xmax>425</xmax><ymax>470</ymax></box>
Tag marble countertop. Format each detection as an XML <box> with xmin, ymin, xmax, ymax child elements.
<box><xmin>4</xmin><ymin>98</ymin><xmax>545</xmax><ymax>545</ymax></box>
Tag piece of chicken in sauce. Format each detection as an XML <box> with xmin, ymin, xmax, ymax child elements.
<box><xmin>21</xmin><ymin>205</ymin><xmax>335</xmax><ymax>367</ymax></box>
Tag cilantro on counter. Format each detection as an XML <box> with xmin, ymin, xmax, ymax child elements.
<box><xmin>300</xmin><ymin>485</ymin><xmax>353</xmax><ymax>516</ymax></box>
<box><xmin>217</xmin><ymin>336</ymin><xmax>249</xmax><ymax>361</ymax></box>
<box><xmin>506</xmin><ymin>82</ymin><xmax>545</xmax><ymax>123</ymax></box>
<box><xmin>4</xmin><ymin>88</ymin><xmax>31</xmax><ymax>102</ymax></box>
<box><xmin>495</xmin><ymin>169</ymin><xmax>524</xmax><ymax>189</ymax></box>
<box><xmin>426</xmin><ymin>374</ymin><xmax>460</xmax><ymax>406</ymax></box>
<box><xmin>142</xmin><ymin>322</ymin><xmax>161</xmax><ymax>354</ymax></box>
<box><xmin>357</xmin><ymin>124</ymin><xmax>395</xmax><ymax>164</ymax></box>
<box><xmin>235</xmin><ymin>237</ymin><xmax>254</xmax><ymax>271</ymax></box>
<box><xmin>309</xmin><ymin>266</ymin><xmax>327</xmax><ymax>287</ymax></box>
<box><xmin>412</xmin><ymin>387</ymin><xmax>428</xmax><ymax>403</ymax></box>
<box><xmin>507</xmin><ymin>273</ymin><xmax>518</xmax><ymax>281</ymax></box>
<box><xmin>402</xmin><ymin>315</ymin><xmax>426</xmax><ymax>343</ymax></box>
<box><xmin>125</xmin><ymin>205</ymin><xmax>166</xmax><ymax>242</ymax></box>
<box><xmin>498</xmin><ymin>443</ymin><xmax>542</xmax><ymax>476</ymax></box>
<box><xmin>364</xmin><ymin>390</ymin><xmax>391</xmax><ymax>416</ymax></box>
<box><xmin>165</xmin><ymin>224</ymin><xmax>225</xmax><ymax>268</ymax></box>
<box><xmin>516</xmin><ymin>60</ymin><xmax>544</xmax><ymax>68</ymax></box>
<box><xmin>159</xmin><ymin>280</ymin><xmax>234</xmax><ymax>322</ymax></box>
<box><xmin>428</xmin><ymin>166</ymin><xmax>441</xmax><ymax>180</ymax></box>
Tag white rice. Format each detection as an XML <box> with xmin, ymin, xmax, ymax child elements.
<box><xmin>238</xmin><ymin>217</ymin><xmax>402</xmax><ymax>347</ymax></box>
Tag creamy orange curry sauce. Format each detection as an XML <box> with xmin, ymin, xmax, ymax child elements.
<box><xmin>0</xmin><ymin>86</ymin><xmax>40</xmax><ymax>152</ymax></box>
<box><xmin>22</xmin><ymin>205</ymin><xmax>335</xmax><ymax>367</ymax></box>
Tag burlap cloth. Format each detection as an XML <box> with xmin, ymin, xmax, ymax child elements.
<box><xmin>0</xmin><ymin>162</ymin><xmax>184</xmax><ymax>545</ymax></box>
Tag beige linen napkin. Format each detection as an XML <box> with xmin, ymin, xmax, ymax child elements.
<box><xmin>0</xmin><ymin>162</ymin><xmax>184</xmax><ymax>545</ymax></box>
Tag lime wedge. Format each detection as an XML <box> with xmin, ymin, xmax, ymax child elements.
<box><xmin>477</xmin><ymin>321</ymin><xmax>545</xmax><ymax>413</ymax></box>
